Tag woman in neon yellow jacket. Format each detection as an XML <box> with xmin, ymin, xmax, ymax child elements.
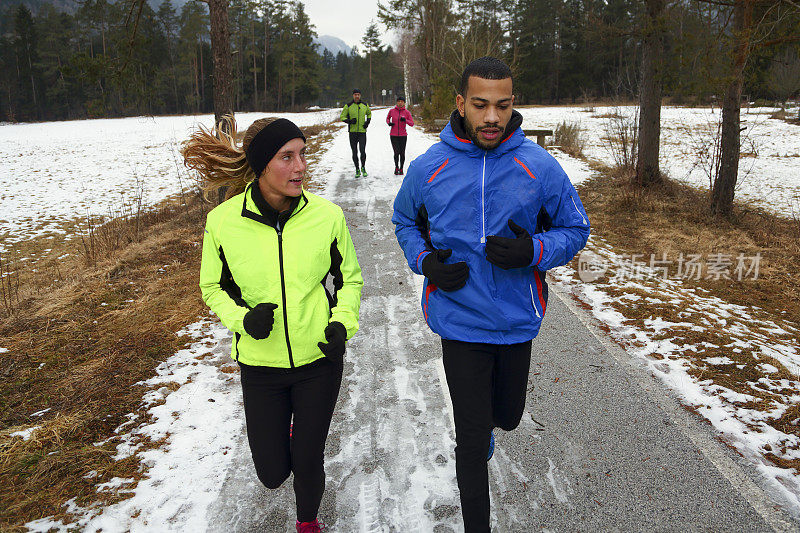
<box><xmin>184</xmin><ymin>116</ymin><xmax>362</xmax><ymax>533</ymax></box>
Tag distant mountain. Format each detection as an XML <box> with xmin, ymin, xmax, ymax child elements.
<box><xmin>314</xmin><ymin>35</ymin><xmax>352</xmax><ymax>57</ymax></box>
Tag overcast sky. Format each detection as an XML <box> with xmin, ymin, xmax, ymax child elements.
<box><xmin>303</xmin><ymin>0</ymin><xmax>396</xmax><ymax>50</ymax></box>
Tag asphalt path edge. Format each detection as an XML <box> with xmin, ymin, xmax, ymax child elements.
<box><xmin>550</xmin><ymin>281</ymin><xmax>798</xmax><ymax>533</ymax></box>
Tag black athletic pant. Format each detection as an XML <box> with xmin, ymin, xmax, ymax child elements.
<box><xmin>239</xmin><ymin>358</ymin><xmax>343</xmax><ymax>522</ymax></box>
<box><xmin>390</xmin><ymin>135</ymin><xmax>407</xmax><ymax>170</ymax></box>
<box><xmin>349</xmin><ymin>131</ymin><xmax>367</xmax><ymax>170</ymax></box>
<box><xmin>441</xmin><ymin>339</ymin><xmax>533</xmax><ymax>533</ymax></box>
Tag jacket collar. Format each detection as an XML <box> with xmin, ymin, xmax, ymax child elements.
<box><xmin>241</xmin><ymin>181</ymin><xmax>307</xmax><ymax>229</ymax></box>
<box><xmin>440</xmin><ymin>109</ymin><xmax>524</xmax><ymax>156</ymax></box>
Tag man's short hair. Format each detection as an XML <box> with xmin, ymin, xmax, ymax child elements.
<box><xmin>459</xmin><ymin>57</ymin><xmax>513</xmax><ymax>96</ymax></box>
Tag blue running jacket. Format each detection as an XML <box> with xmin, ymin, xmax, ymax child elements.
<box><xmin>392</xmin><ymin>110</ymin><xmax>590</xmax><ymax>344</ymax></box>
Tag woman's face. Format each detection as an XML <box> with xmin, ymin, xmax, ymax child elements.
<box><xmin>261</xmin><ymin>137</ymin><xmax>307</xmax><ymax>200</ymax></box>
<box><xmin>397</xmin><ymin>100</ymin><xmax>406</xmax><ymax>109</ymax></box>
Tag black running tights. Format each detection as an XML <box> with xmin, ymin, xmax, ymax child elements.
<box><xmin>239</xmin><ymin>359</ymin><xmax>343</xmax><ymax>522</ymax></box>
<box><xmin>441</xmin><ymin>339</ymin><xmax>532</xmax><ymax>533</ymax></box>
<box><xmin>390</xmin><ymin>135</ymin><xmax>407</xmax><ymax>170</ymax></box>
<box><xmin>349</xmin><ymin>132</ymin><xmax>367</xmax><ymax>170</ymax></box>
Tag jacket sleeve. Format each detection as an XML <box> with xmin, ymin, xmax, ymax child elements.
<box><xmin>199</xmin><ymin>216</ymin><xmax>249</xmax><ymax>334</ymax></box>
<box><xmin>405</xmin><ymin>110</ymin><xmax>414</xmax><ymax>127</ymax></box>
<box><xmin>365</xmin><ymin>104</ymin><xmax>372</xmax><ymax>119</ymax></box>
<box><xmin>340</xmin><ymin>105</ymin><xmax>349</xmax><ymax>122</ymax></box>
<box><xmin>530</xmin><ymin>163</ymin><xmax>590</xmax><ymax>271</ymax></box>
<box><xmin>386</xmin><ymin>109</ymin><xmax>393</xmax><ymax>125</ymax></box>
<box><xmin>329</xmin><ymin>210</ymin><xmax>363</xmax><ymax>340</ymax></box>
<box><xmin>392</xmin><ymin>161</ymin><xmax>431</xmax><ymax>275</ymax></box>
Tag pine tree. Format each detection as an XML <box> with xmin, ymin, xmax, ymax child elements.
<box><xmin>361</xmin><ymin>21</ymin><xmax>382</xmax><ymax>104</ymax></box>
<box><xmin>13</xmin><ymin>4</ymin><xmax>41</xmax><ymax>119</ymax></box>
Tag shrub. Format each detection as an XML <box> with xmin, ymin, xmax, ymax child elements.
<box><xmin>554</xmin><ymin>120</ymin><xmax>585</xmax><ymax>157</ymax></box>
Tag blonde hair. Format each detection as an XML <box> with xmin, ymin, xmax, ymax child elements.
<box><xmin>181</xmin><ymin>114</ymin><xmax>277</xmax><ymax>201</ymax></box>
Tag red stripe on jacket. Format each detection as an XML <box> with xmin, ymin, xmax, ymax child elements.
<box><xmin>423</xmin><ymin>283</ymin><xmax>437</xmax><ymax>324</ymax></box>
<box><xmin>427</xmin><ymin>159</ymin><xmax>450</xmax><ymax>183</ymax></box>
<box><xmin>514</xmin><ymin>157</ymin><xmax>537</xmax><ymax>180</ymax></box>
<box><xmin>533</xmin><ymin>270</ymin><xmax>546</xmax><ymax>313</ymax></box>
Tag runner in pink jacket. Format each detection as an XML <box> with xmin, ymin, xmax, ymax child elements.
<box><xmin>386</xmin><ymin>95</ymin><xmax>414</xmax><ymax>175</ymax></box>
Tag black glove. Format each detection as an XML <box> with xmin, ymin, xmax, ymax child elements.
<box><xmin>364</xmin><ymin>118</ymin><xmax>371</xmax><ymax>129</ymax></box>
<box><xmin>318</xmin><ymin>321</ymin><xmax>347</xmax><ymax>363</ymax></box>
<box><xmin>243</xmin><ymin>303</ymin><xmax>278</xmax><ymax>340</ymax></box>
<box><xmin>400</xmin><ymin>116</ymin><xmax>406</xmax><ymax>122</ymax></box>
<box><xmin>345</xmin><ymin>118</ymin><xmax>356</xmax><ymax>125</ymax></box>
<box><xmin>388</xmin><ymin>121</ymin><xmax>394</xmax><ymax>126</ymax></box>
<box><xmin>485</xmin><ymin>219</ymin><xmax>535</xmax><ymax>270</ymax></box>
<box><xmin>421</xmin><ymin>249</ymin><xmax>469</xmax><ymax>291</ymax></box>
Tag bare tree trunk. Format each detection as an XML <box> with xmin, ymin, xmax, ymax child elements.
<box><xmin>403</xmin><ymin>36</ymin><xmax>410</xmax><ymax>106</ymax></box>
<box><xmin>193</xmin><ymin>54</ymin><xmax>199</xmax><ymax>113</ymax></box>
<box><xmin>205</xmin><ymin>0</ymin><xmax>234</xmax><ymax>126</ymax></box>
<box><xmin>264</xmin><ymin>17</ymin><xmax>269</xmax><ymax>109</ymax></box>
<box><xmin>203</xmin><ymin>0</ymin><xmax>234</xmax><ymax>204</ymax></box>
<box><xmin>252</xmin><ymin>20</ymin><xmax>257</xmax><ymax>110</ymax></box>
<box><xmin>278</xmin><ymin>68</ymin><xmax>282</xmax><ymax>109</ymax></box>
<box><xmin>291</xmin><ymin>53</ymin><xmax>296</xmax><ymax>109</ymax></box>
<box><xmin>26</xmin><ymin>47</ymin><xmax>37</xmax><ymax>113</ymax></box>
<box><xmin>199</xmin><ymin>36</ymin><xmax>205</xmax><ymax>108</ymax></box>
<box><xmin>636</xmin><ymin>0</ymin><xmax>665</xmax><ymax>187</ymax></box>
<box><xmin>711</xmin><ymin>0</ymin><xmax>753</xmax><ymax>216</ymax></box>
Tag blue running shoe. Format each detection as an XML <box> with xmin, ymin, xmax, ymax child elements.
<box><xmin>488</xmin><ymin>429</ymin><xmax>495</xmax><ymax>461</ymax></box>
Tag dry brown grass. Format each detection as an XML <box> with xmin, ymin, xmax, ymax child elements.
<box><xmin>577</xmin><ymin>168</ymin><xmax>800</xmax><ymax>321</ymax></box>
<box><xmin>0</xmin><ymin>194</ymin><xmax>210</xmax><ymax>529</ymax></box>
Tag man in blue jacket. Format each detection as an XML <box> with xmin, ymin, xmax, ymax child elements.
<box><xmin>392</xmin><ymin>57</ymin><xmax>590</xmax><ymax>532</ymax></box>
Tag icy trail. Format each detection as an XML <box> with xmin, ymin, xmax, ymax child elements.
<box><xmin>26</xmin><ymin>109</ymin><xmax>799</xmax><ymax>532</ymax></box>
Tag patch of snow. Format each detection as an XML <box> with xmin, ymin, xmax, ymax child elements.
<box><xmin>10</xmin><ymin>426</ymin><xmax>41</xmax><ymax>440</ymax></box>
<box><xmin>706</xmin><ymin>357</ymin><xmax>735</xmax><ymax>365</ymax></box>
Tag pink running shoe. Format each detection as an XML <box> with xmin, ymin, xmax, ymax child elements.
<box><xmin>296</xmin><ymin>519</ymin><xmax>325</xmax><ymax>532</ymax></box>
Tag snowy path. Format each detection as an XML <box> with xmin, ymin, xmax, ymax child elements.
<box><xmin>205</xmin><ymin>111</ymin><xmax>795</xmax><ymax>531</ymax></box>
<box><xmin>26</xmin><ymin>110</ymin><xmax>799</xmax><ymax>532</ymax></box>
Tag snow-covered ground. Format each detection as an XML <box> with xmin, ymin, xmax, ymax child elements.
<box><xmin>517</xmin><ymin>105</ymin><xmax>800</xmax><ymax>218</ymax></box>
<box><xmin>12</xmin><ymin>106</ymin><xmax>800</xmax><ymax>530</ymax></box>
<box><xmin>3</xmin><ymin>105</ymin><xmax>795</xmax><ymax>255</ymax></box>
<box><xmin>0</xmin><ymin>109</ymin><xmax>338</xmax><ymax>252</ymax></box>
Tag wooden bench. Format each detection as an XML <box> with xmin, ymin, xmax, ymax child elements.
<box><xmin>523</xmin><ymin>129</ymin><xmax>553</xmax><ymax>148</ymax></box>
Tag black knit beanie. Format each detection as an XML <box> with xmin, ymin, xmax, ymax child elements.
<box><xmin>245</xmin><ymin>118</ymin><xmax>306</xmax><ymax>178</ymax></box>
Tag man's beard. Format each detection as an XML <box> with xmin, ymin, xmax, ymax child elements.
<box><xmin>464</xmin><ymin>116</ymin><xmax>506</xmax><ymax>150</ymax></box>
